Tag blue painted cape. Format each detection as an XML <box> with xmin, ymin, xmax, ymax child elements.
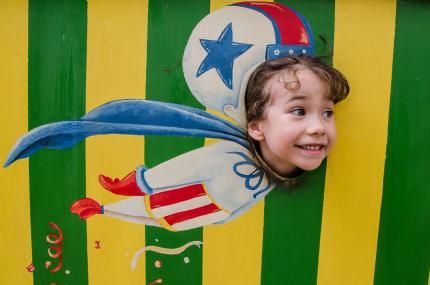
<box><xmin>4</xmin><ymin>100</ymin><xmax>248</xmax><ymax>167</ymax></box>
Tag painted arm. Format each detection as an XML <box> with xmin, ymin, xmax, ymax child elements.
<box><xmin>135</xmin><ymin>142</ymin><xmax>228</xmax><ymax>194</ymax></box>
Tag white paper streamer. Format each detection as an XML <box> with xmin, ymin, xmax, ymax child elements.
<box><xmin>131</xmin><ymin>240</ymin><xmax>203</xmax><ymax>270</ymax></box>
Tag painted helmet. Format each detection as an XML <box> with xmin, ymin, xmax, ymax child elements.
<box><xmin>182</xmin><ymin>1</ymin><xmax>315</xmax><ymax>128</ymax></box>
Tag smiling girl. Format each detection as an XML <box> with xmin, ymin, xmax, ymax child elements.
<box><xmin>246</xmin><ymin>56</ymin><xmax>349</xmax><ymax>186</ymax></box>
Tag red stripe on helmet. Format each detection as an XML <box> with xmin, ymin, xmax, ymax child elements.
<box><xmin>235</xmin><ymin>2</ymin><xmax>309</xmax><ymax>45</ymax></box>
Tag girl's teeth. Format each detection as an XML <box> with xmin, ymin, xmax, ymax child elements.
<box><xmin>302</xmin><ymin>145</ymin><xmax>322</xmax><ymax>150</ymax></box>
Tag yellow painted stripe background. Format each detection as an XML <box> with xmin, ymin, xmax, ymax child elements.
<box><xmin>85</xmin><ymin>1</ymin><xmax>148</xmax><ymax>284</ymax></box>
<box><xmin>0</xmin><ymin>1</ymin><xmax>32</xmax><ymax>284</ymax></box>
<box><xmin>318</xmin><ymin>1</ymin><xmax>396</xmax><ymax>284</ymax></box>
<box><xmin>202</xmin><ymin>1</ymin><xmax>272</xmax><ymax>284</ymax></box>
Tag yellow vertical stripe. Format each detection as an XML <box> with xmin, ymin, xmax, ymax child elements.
<box><xmin>317</xmin><ymin>1</ymin><xmax>396</xmax><ymax>284</ymax></box>
<box><xmin>202</xmin><ymin>204</ymin><xmax>265</xmax><ymax>285</ymax></box>
<box><xmin>0</xmin><ymin>1</ymin><xmax>32</xmax><ymax>284</ymax></box>
<box><xmin>202</xmin><ymin>1</ymin><xmax>272</xmax><ymax>284</ymax></box>
<box><xmin>86</xmin><ymin>1</ymin><xmax>148</xmax><ymax>284</ymax></box>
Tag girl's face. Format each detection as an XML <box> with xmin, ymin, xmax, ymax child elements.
<box><xmin>248</xmin><ymin>67</ymin><xmax>336</xmax><ymax>176</ymax></box>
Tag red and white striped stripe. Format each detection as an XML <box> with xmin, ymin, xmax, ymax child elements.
<box><xmin>145</xmin><ymin>183</ymin><xmax>230</xmax><ymax>231</ymax></box>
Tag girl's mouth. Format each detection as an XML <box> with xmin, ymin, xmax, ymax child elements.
<box><xmin>295</xmin><ymin>144</ymin><xmax>326</xmax><ymax>156</ymax></box>
<box><xmin>296</xmin><ymin>144</ymin><xmax>324</xmax><ymax>151</ymax></box>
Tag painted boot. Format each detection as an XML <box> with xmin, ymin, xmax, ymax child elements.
<box><xmin>70</xmin><ymin>198</ymin><xmax>102</xmax><ymax>220</ymax></box>
<box><xmin>98</xmin><ymin>171</ymin><xmax>145</xmax><ymax>196</ymax></box>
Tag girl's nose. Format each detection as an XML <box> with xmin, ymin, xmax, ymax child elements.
<box><xmin>306</xmin><ymin>115</ymin><xmax>326</xmax><ymax>135</ymax></box>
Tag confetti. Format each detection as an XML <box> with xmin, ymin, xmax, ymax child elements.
<box><xmin>95</xmin><ymin>241</ymin><xmax>101</xmax><ymax>249</ymax></box>
<box><xmin>26</xmin><ymin>263</ymin><xmax>36</xmax><ymax>272</ymax></box>
<box><xmin>148</xmin><ymin>278</ymin><xmax>163</xmax><ymax>285</ymax></box>
<box><xmin>183</xmin><ymin>257</ymin><xmax>190</xmax><ymax>264</ymax></box>
<box><xmin>154</xmin><ymin>260</ymin><xmax>162</xmax><ymax>268</ymax></box>
<box><xmin>131</xmin><ymin>241</ymin><xmax>202</xmax><ymax>270</ymax></box>
<box><xmin>65</xmin><ymin>269</ymin><xmax>71</xmax><ymax>275</ymax></box>
<box><xmin>45</xmin><ymin>222</ymin><xmax>63</xmax><ymax>272</ymax></box>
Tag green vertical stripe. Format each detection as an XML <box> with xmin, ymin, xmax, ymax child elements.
<box><xmin>28</xmin><ymin>1</ymin><xmax>88</xmax><ymax>284</ymax></box>
<box><xmin>374</xmin><ymin>1</ymin><xmax>430</xmax><ymax>284</ymax></box>
<box><xmin>145</xmin><ymin>0</ymin><xmax>209</xmax><ymax>284</ymax></box>
<box><xmin>261</xmin><ymin>1</ymin><xmax>334</xmax><ymax>284</ymax></box>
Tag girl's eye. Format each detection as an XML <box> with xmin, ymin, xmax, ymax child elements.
<box><xmin>291</xmin><ymin>108</ymin><xmax>305</xmax><ymax>116</ymax></box>
<box><xmin>323</xmin><ymin>109</ymin><xmax>334</xmax><ymax>118</ymax></box>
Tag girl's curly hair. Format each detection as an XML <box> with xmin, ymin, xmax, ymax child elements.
<box><xmin>245</xmin><ymin>55</ymin><xmax>349</xmax><ymax>124</ymax></box>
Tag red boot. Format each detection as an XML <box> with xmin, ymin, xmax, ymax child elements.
<box><xmin>98</xmin><ymin>171</ymin><xmax>145</xmax><ymax>196</ymax></box>
<box><xmin>70</xmin><ymin>198</ymin><xmax>102</xmax><ymax>220</ymax></box>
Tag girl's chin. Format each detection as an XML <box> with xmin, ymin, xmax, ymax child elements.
<box><xmin>297</xmin><ymin>160</ymin><xmax>325</xmax><ymax>171</ymax></box>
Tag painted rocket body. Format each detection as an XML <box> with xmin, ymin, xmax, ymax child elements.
<box><xmin>105</xmin><ymin>140</ymin><xmax>273</xmax><ymax>231</ymax></box>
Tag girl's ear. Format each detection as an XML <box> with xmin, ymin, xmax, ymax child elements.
<box><xmin>247</xmin><ymin>121</ymin><xmax>265</xmax><ymax>141</ymax></box>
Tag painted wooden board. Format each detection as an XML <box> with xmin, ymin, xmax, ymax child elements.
<box><xmin>1</xmin><ymin>1</ymin><xmax>429</xmax><ymax>285</ymax></box>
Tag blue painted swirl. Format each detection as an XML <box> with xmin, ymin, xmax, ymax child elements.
<box><xmin>228</xmin><ymin>151</ymin><xmax>271</xmax><ymax>198</ymax></box>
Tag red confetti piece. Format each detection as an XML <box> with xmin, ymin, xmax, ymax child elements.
<box><xmin>46</xmin><ymin>222</ymin><xmax>63</xmax><ymax>244</ymax></box>
<box><xmin>26</xmin><ymin>263</ymin><xmax>36</xmax><ymax>272</ymax></box>
<box><xmin>45</xmin><ymin>222</ymin><xmax>64</xmax><ymax>272</ymax></box>
<box><xmin>95</xmin><ymin>240</ymin><xmax>101</xmax><ymax>249</ymax></box>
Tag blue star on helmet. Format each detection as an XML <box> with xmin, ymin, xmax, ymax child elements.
<box><xmin>196</xmin><ymin>23</ymin><xmax>253</xmax><ymax>90</ymax></box>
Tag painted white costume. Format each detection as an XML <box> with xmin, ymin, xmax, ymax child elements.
<box><xmin>105</xmin><ymin>141</ymin><xmax>273</xmax><ymax>231</ymax></box>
